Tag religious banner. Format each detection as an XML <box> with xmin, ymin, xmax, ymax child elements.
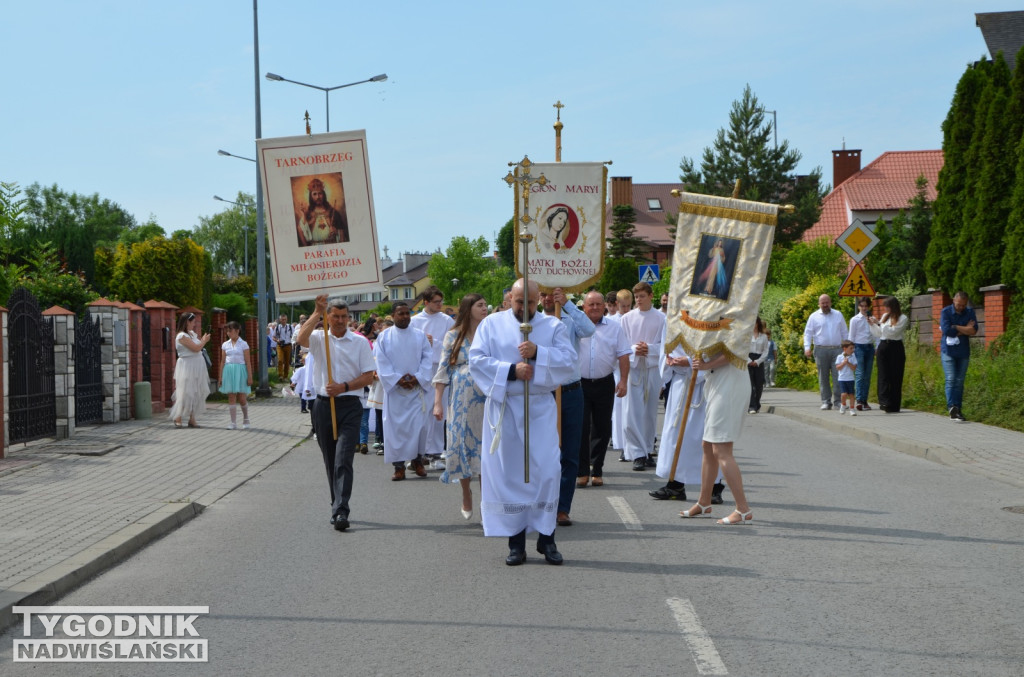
<box><xmin>513</xmin><ymin>161</ymin><xmax>607</xmax><ymax>292</ymax></box>
<box><xmin>257</xmin><ymin>130</ymin><xmax>383</xmax><ymax>301</ymax></box>
<box><xmin>664</xmin><ymin>192</ymin><xmax>777</xmax><ymax>369</ymax></box>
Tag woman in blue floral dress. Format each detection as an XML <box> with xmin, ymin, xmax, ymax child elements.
<box><xmin>432</xmin><ymin>293</ymin><xmax>488</xmax><ymax>520</ymax></box>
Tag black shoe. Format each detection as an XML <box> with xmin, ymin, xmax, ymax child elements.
<box><xmin>505</xmin><ymin>549</ymin><xmax>526</xmax><ymax>566</ymax></box>
<box><xmin>333</xmin><ymin>516</ymin><xmax>349</xmax><ymax>531</ymax></box>
<box><xmin>632</xmin><ymin>457</ymin><xmax>647</xmax><ymax>471</ymax></box>
<box><xmin>711</xmin><ymin>482</ymin><xmax>725</xmax><ymax>505</ymax></box>
<box><xmin>619</xmin><ymin>452</ymin><xmax>628</xmax><ymax>462</ymax></box>
<box><xmin>329</xmin><ymin>514</ymin><xmax>336</xmax><ymax>525</ymax></box>
<box><xmin>645</xmin><ymin>456</ymin><xmax>657</xmax><ymax>468</ymax></box>
<box><xmin>649</xmin><ymin>482</ymin><xmax>685</xmax><ymax>500</ymax></box>
<box><xmin>536</xmin><ymin>542</ymin><xmax>563</xmax><ymax>565</ymax></box>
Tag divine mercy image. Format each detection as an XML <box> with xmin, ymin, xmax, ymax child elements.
<box><xmin>689</xmin><ymin>233</ymin><xmax>741</xmax><ymax>301</ymax></box>
<box><xmin>291</xmin><ymin>173</ymin><xmax>350</xmax><ymax>247</ymax></box>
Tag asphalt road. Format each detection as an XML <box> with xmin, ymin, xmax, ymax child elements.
<box><xmin>3</xmin><ymin>413</ymin><xmax>1023</xmax><ymax>676</ymax></box>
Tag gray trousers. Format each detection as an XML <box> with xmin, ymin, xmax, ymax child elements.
<box><xmin>814</xmin><ymin>345</ymin><xmax>842</xmax><ymax>406</ymax></box>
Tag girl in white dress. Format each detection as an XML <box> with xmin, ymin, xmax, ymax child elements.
<box><xmin>170</xmin><ymin>312</ymin><xmax>211</xmax><ymax>428</ymax></box>
<box><xmin>217</xmin><ymin>321</ymin><xmax>253</xmax><ymax>429</ymax></box>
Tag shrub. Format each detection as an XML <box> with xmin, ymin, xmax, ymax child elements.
<box><xmin>776</xmin><ymin>276</ymin><xmax>853</xmax><ymax>389</ymax></box>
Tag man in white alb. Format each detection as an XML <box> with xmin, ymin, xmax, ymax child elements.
<box><xmin>469</xmin><ymin>278</ymin><xmax>575</xmax><ymax>566</ymax></box>
<box><xmin>374</xmin><ymin>301</ymin><xmax>433</xmax><ymax>481</ymax></box>
<box><xmin>618</xmin><ymin>282</ymin><xmax>666</xmax><ymax>471</ymax></box>
<box><xmin>409</xmin><ymin>285</ymin><xmax>455</xmax><ymax>466</ymax></box>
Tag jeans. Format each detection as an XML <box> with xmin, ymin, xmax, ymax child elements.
<box><xmin>359</xmin><ymin>407</ymin><xmax>370</xmax><ymax>444</ymax></box>
<box><xmin>557</xmin><ymin>385</ymin><xmax>584</xmax><ymax>515</ymax></box>
<box><xmin>853</xmin><ymin>342</ymin><xmax>875</xmax><ymax>404</ymax></box>
<box><xmin>941</xmin><ymin>353</ymin><xmax>970</xmax><ymax>409</ymax></box>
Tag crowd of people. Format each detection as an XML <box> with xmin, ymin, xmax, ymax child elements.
<box><xmin>166</xmin><ymin>283</ymin><xmax>979</xmax><ymax>567</ymax></box>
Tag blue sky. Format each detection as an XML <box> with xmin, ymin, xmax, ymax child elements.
<box><xmin>0</xmin><ymin>1</ymin><xmax>1010</xmax><ymax>260</ymax></box>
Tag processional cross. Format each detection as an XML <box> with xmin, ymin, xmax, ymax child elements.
<box><xmin>502</xmin><ymin>155</ymin><xmax>549</xmax><ymax>483</ymax></box>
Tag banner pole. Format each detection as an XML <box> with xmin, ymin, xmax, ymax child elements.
<box><xmin>668</xmin><ymin>367</ymin><xmax>699</xmax><ymax>481</ymax></box>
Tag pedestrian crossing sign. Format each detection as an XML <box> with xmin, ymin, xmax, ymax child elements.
<box><xmin>838</xmin><ymin>263</ymin><xmax>876</xmax><ymax>297</ymax></box>
<box><xmin>639</xmin><ymin>264</ymin><xmax>660</xmax><ymax>285</ymax></box>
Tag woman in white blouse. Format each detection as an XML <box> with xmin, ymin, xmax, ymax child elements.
<box><xmin>747</xmin><ymin>316</ymin><xmax>769</xmax><ymax>414</ymax></box>
<box><xmin>170</xmin><ymin>312</ymin><xmax>211</xmax><ymax>428</ymax></box>
<box><xmin>868</xmin><ymin>297</ymin><xmax>909</xmax><ymax>413</ymax></box>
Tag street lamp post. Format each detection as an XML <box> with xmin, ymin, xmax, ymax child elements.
<box><xmin>264</xmin><ymin>72</ymin><xmax>387</xmax><ymax>132</ymax></box>
<box><xmin>213</xmin><ymin>195</ymin><xmax>251</xmax><ymax>276</ymax></box>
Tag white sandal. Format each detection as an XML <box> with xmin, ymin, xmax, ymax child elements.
<box><xmin>680</xmin><ymin>503</ymin><xmax>711</xmax><ymax>518</ymax></box>
<box><xmin>717</xmin><ymin>510</ymin><xmax>753</xmax><ymax>525</ymax></box>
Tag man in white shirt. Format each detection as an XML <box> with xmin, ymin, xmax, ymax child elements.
<box><xmin>539</xmin><ymin>287</ymin><xmax>595</xmax><ymax>527</ymax></box>
<box><xmin>609</xmin><ymin>288</ymin><xmax>632</xmax><ymax>455</ymax></box>
<box><xmin>803</xmin><ymin>294</ymin><xmax>848</xmax><ymax>410</ymax></box>
<box><xmin>409</xmin><ymin>286</ymin><xmax>455</xmax><ymax>465</ymax></box>
<box><xmin>619</xmin><ymin>282</ymin><xmax>666</xmax><ymax>471</ymax></box>
<box><xmin>577</xmin><ymin>291</ymin><xmax>630</xmax><ymax>488</ymax></box>
<box><xmin>297</xmin><ymin>296</ymin><xmax>376</xmax><ymax>531</ymax></box>
<box><xmin>374</xmin><ymin>301</ymin><xmax>433</xmax><ymax>481</ymax></box>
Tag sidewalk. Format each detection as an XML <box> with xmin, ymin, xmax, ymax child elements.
<box><xmin>0</xmin><ymin>396</ymin><xmax>314</xmax><ymax>632</ymax></box>
<box><xmin>764</xmin><ymin>387</ymin><xmax>1024</xmax><ymax>490</ymax></box>
<box><xmin>2</xmin><ymin>386</ymin><xmax>1023</xmax><ymax>633</ymax></box>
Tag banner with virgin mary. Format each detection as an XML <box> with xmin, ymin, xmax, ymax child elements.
<box><xmin>664</xmin><ymin>192</ymin><xmax>777</xmax><ymax>369</ymax></box>
<box><xmin>514</xmin><ymin>162</ymin><xmax>607</xmax><ymax>293</ymax></box>
<box><xmin>257</xmin><ymin>130</ymin><xmax>383</xmax><ymax>301</ymax></box>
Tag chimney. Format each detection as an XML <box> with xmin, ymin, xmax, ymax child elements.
<box><xmin>610</xmin><ymin>176</ymin><xmax>633</xmax><ymax>208</ymax></box>
<box><xmin>832</xmin><ymin>148</ymin><xmax>861</xmax><ymax>187</ymax></box>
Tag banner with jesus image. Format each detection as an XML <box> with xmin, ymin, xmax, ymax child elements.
<box><xmin>664</xmin><ymin>192</ymin><xmax>777</xmax><ymax>370</ymax></box>
<box><xmin>257</xmin><ymin>130</ymin><xmax>383</xmax><ymax>301</ymax></box>
<box><xmin>514</xmin><ymin>162</ymin><xmax>607</xmax><ymax>292</ymax></box>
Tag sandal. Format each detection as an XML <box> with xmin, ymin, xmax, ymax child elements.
<box><xmin>717</xmin><ymin>510</ymin><xmax>753</xmax><ymax>525</ymax></box>
<box><xmin>680</xmin><ymin>503</ymin><xmax>711</xmax><ymax>518</ymax></box>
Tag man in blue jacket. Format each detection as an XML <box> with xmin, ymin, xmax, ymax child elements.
<box><xmin>940</xmin><ymin>291</ymin><xmax>978</xmax><ymax>423</ymax></box>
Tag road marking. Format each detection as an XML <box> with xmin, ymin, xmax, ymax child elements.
<box><xmin>606</xmin><ymin>496</ymin><xmax>643</xmax><ymax>530</ymax></box>
<box><xmin>666</xmin><ymin>597</ymin><xmax>728</xmax><ymax>675</ymax></box>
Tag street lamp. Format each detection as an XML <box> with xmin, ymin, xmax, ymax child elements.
<box><xmin>264</xmin><ymin>72</ymin><xmax>387</xmax><ymax>132</ymax></box>
<box><xmin>763</xmin><ymin>109</ymin><xmax>778</xmax><ymax>150</ymax></box>
<box><xmin>217</xmin><ymin>149</ymin><xmax>256</xmax><ymax>163</ymax></box>
<box><xmin>213</xmin><ymin>195</ymin><xmax>251</xmax><ymax>276</ymax></box>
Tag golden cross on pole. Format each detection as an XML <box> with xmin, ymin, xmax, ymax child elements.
<box><xmin>304</xmin><ymin>110</ymin><xmax>312</xmax><ymax>137</ymax></box>
<box><xmin>502</xmin><ymin>155</ymin><xmax>549</xmax><ymax>483</ymax></box>
<box><xmin>553</xmin><ymin>100</ymin><xmax>564</xmax><ymax>163</ymax></box>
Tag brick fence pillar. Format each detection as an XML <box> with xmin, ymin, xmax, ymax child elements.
<box><xmin>210</xmin><ymin>308</ymin><xmax>227</xmax><ymax>376</ymax></box>
<box><xmin>144</xmin><ymin>300</ymin><xmax>179</xmax><ymax>412</ymax></box>
<box><xmin>0</xmin><ymin>306</ymin><xmax>5</xmax><ymax>458</ymax></box>
<box><xmin>244</xmin><ymin>315</ymin><xmax>259</xmax><ymax>378</ymax></box>
<box><xmin>979</xmin><ymin>284</ymin><xmax>1011</xmax><ymax>348</ymax></box>
<box><xmin>929</xmin><ymin>289</ymin><xmax>953</xmax><ymax>353</ymax></box>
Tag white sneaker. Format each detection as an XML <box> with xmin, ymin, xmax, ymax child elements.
<box><xmin>849</xmin><ymin>409</ymin><xmax>857</xmax><ymax>416</ymax></box>
<box><xmin>839</xmin><ymin>405</ymin><xmax>846</xmax><ymax>414</ymax></box>
<box><xmin>431</xmin><ymin>460</ymin><xmax>446</xmax><ymax>470</ymax></box>
<box><xmin>242</xmin><ymin>421</ymin><xmax>251</xmax><ymax>430</ymax></box>
<box><xmin>227</xmin><ymin>423</ymin><xmax>237</xmax><ymax>430</ymax></box>
<box><xmin>820</xmin><ymin>402</ymin><xmax>830</xmax><ymax>410</ymax></box>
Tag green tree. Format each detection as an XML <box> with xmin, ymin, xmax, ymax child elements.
<box><xmin>0</xmin><ymin>181</ymin><xmax>29</xmax><ymax>263</ymax></box>
<box><xmin>766</xmin><ymin>238</ymin><xmax>847</xmax><ymax>289</ymax></box>
<box><xmin>15</xmin><ymin>242</ymin><xmax>99</xmax><ymax>315</ymax></box>
<box><xmin>1002</xmin><ymin>46</ymin><xmax>1024</xmax><ymax>292</ymax></box>
<box><xmin>497</xmin><ymin>218</ymin><xmax>515</xmax><ymax>268</ymax></box>
<box><xmin>598</xmin><ymin>257</ymin><xmax>639</xmax><ymax>294</ymax></box>
<box><xmin>955</xmin><ymin>54</ymin><xmax>1013</xmax><ymax>294</ymax></box>
<box><xmin>109</xmin><ymin>236</ymin><xmax>207</xmax><ymax>310</ymax></box>
<box><xmin>606</xmin><ymin>204</ymin><xmax>649</xmax><ymax>260</ymax></box>
<box><xmin>679</xmin><ymin>84</ymin><xmax>826</xmax><ymax>247</ymax></box>
<box><xmin>192</xmin><ymin>192</ymin><xmax>257</xmax><ymax>277</ymax></box>
<box><xmin>427</xmin><ymin>235</ymin><xmax>514</xmax><ymax>306</ymax></box>
<box><xmin>927</xmin><ymin>60</ymin><xmax>989</xmax><ymax>289</ymax></box>
<box><xmin>22</xmin><ymin>183</ymin><xmax>136</xmax><ymax>282</ymax></box>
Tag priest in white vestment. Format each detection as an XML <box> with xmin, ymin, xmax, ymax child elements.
<box><xmin>409</xmin><ymin>286</ymin><xmax>455</xmax><ymax>463</ymax></box>
<box><xmin>374</xmin><ymin>302</ymin><xmax>433</xmax><ymax>480</ymax></box>
<box><xmin>618</xmin><ymin>283</ymin><xmax>666</xmax><ymax>470</ymax></box>
<box><xmin>469</xmin><ymin>279</ymin><xmax>575</xmax><ymax>566</ymax></box>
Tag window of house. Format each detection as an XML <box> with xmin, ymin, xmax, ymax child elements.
<box><xmin>404</xmin><ymin>287</ymin><xmax>413</xmax><ymax>299</ymax></box>
<box><xmin>389</xmin><ymin>288</ymin><xmax>398</xmax><ymax>300</ymax></box>
<box><xmin>647</xmin><ymin>198</ymin><xmax>662</xmax><ymax>211</ymax></box>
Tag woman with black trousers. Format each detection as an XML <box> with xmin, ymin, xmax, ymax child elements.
<box><xmin>869</xmin><ymin>297</ymin><xmax>909</xmax><ymax>413</ymax></box>
<box><xmin>747</xmin><ymin>316</ymin><xmax>768</xmax><ymax>414</ymax></box>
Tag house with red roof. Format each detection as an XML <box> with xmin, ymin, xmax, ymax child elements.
<box><xmin>801</xmin><ymin>148</ymin><xmax>944</xmax><ymax>244</ymax></box>
<box><xmin>605</xmin><ymin>176</ymin><xmax>683</xmax><ymax>265</ymax></box>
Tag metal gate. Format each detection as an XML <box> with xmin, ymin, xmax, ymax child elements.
<box><xmin>8</xmin><ymin>288</ymin><xmax>56</xmax><ymax>442</ymax></box>
<box><xmin>75</xmin><ymin>313</ymin><xmax>103</xmax><ymax>425</ymax></box>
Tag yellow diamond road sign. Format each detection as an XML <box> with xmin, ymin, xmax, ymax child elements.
<box><xmin>836</xmin><ymin>218</ymin><xmax>879</xmax><ymax>263</ymax></box>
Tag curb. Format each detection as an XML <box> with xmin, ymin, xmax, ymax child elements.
<box><xmin>765</xmin><ymin>404</ymin><xmax>1024</xmax><ymax>490</ymax></box>
<box><xmin>0</xmin><ymin>501</ymin><xmax>203</xmax><ymax>633</ymax></box>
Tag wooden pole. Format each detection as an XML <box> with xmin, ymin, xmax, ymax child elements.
<box><xmin>322</xmin><ymin>321</ymin><xmax>338</xmax><ymax>440</ymax></box>
<box><xmin>667</xmin><ymin>368</ymin><xmax>699</xmax><ymax>482</ymax></box>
